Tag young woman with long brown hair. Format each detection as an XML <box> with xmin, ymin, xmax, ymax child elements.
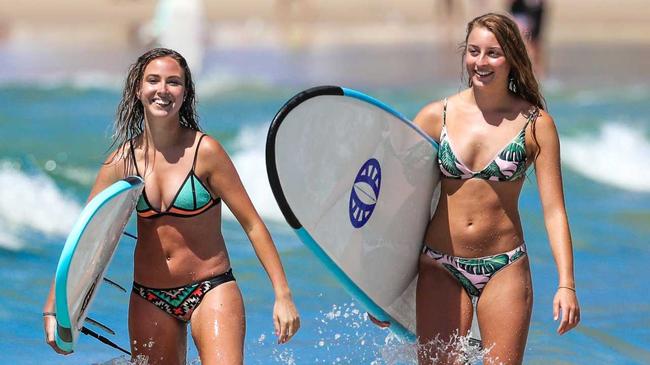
<box><xmin>43</xmin><ymin>48</ymin><xmax>300</xmax><ymax>364</ymax></box>
<box><xmin>414</xmin><ymin>13</ymin><xmax>579</xmax><ymax>364</ymax></box>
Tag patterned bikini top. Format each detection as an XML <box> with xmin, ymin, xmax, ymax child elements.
<box><xmin>130</xmin><ymin>134</ymin><xmax>221</xmax><ymax>219</ymax></box>
<box><xmin>437</xmin><ymin>99</ymin><xmax>538</xmax><ymax>182</ymax></box>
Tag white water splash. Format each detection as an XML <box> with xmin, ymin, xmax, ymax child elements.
<box><xmin>226</xmin><ymin>124</ymin><xmax>285</xmax><ymax>222</ymax></box>
<box><xmin>562</xmin><ymin>123</ymin><xmax>650</xmax><ymax>192</ymax></box>
<box><xmin>97</xmin><ymin>355</ymin><xmax>149</xmax><ymax>365</ymax></box>
<box><xmin>312</xmin><ymin>301</ymin><xmax>492</xmax><ymax>364</ymax></box>
<box><xmin>57</xmin><ymin>165</ymin><xmax>97</xmax><ymax>186</ymax></box>
<box><xmin>272</xmin><ymin>346</ymin><xmax>297</xmax><ymax>365</ymax></box>
<box><xmin>0</xmin><ymin>161</ymin><xmax>81</xmax><ymax>249</ymax></box>
<box><xmin>413</xmin><ymin>331</ymin><xmax>492</xmax><ymax>365</ymax></box>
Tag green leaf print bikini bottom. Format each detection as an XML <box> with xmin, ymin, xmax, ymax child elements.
<box><xmin>421</xmin><ymin>243</ymin><xmax>527</xmax><ymax>298</ymax></box>
<box><xmin>421</xmin><ymin>243</ymin><xmax>527</xmax><ymax>346</ymax></box>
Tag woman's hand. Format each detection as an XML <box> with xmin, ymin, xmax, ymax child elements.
<box><xmin>553</xmin><ymin>287</ymin><xmax>580</xmax><ymax>335</ymax></box>
<box><xmin>273</xmin><ymin>295</ymin><xmax>300</xmax><ymax>344</ymax></box>
<box><xmin>43</xmin><ymin>313</ymin><xmax>72</xmax><ymax>354</ymax></box>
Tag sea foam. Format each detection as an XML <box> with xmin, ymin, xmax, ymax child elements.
<box><xmin>562</xmin><ymin>123</ymin><xmax>650</xmax><ymax>193</ymax></box>
<box><xmin>0</xmin><ymin>161</ymin><xmax>81</xmax><ymax>249</ymax></box>
<box><xmin>227</xmin><ymin>123</ymin><xmax>285</xmax><ymax>222</ymax></box>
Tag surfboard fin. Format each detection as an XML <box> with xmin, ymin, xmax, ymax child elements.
<box><xmin>103</xmin><ymin>277</ymin><xmax>127</xmax><ymax>293</ymax></box>
<box><xmin>367</xmin><ymin>312</ymin><xmax>391</xmax><ymax>328</ymax></box>
<box><xmin>81</xmin><ymin>326</ymin><xmax>131</xmax><ymax>355</ymax></box>
<box><xmin>85</xmin><ymin>317</ymin><xmax>116</xmax><ymax>335</ymax></box>
<box><xmin>123</xmin><ymin>231</ymin><xmax>137</xmax><ymax>240</ymax></box>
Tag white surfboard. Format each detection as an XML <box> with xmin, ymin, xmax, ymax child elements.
<box><xmin>266</xmin><ymin>86</ymin><xmax>440</xmax><ymax>341</ymax></box>
<box><xmin>54</xmin><ymin>176</ymin><xmax>143</xmax><ymax>352</ymax></box>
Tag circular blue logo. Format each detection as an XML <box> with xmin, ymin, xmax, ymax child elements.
<box><xmin>349</xmin><ymin>158</ymin><xmax>381</xmax><ymax>228</ymax></box>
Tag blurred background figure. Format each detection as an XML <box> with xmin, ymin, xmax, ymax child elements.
<box><xmin>435</xmin><ymin>0</ymin><xmax>464</xmax><ymax>49</ymax></box>
<box><xmin>274</xmin><ymin>0</ymin><xmax>314</xmax><ymax>49</ymax></box>
<box><xmin>139</xmin><ymin>0</ymin><xmax>207</xmax><ymax>74</ymax></box>
<box><xmin>434</xmin><ymin>0</ymin><xmax>492</xmax><ymax>49</ymax></box>
<box><xmin>508</xmin><ymin>0</ymin><xmax>546</xmax><ymax>77</ymax></box>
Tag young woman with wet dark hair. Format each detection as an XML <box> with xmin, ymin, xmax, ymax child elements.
<box><xmin>44</xmin><ymin>48</ymin><xmax>300</xmax><ymax>365</ymax></box>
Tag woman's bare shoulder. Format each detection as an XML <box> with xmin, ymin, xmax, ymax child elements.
<box><xmin>415</xmin><ymin>100</ymin><xmax>444</xmax><ymax>122</ymax></box>
<box><xmin>413</xmin><ymin>96</ymin><xmax>453</xmax><ymax>141</ymax></box>
<box><xmin>197</xmin><ymin>133</ymin><xmax>226</xmax><ymax>155</ymax></box>
<box><xmin>195</xmin><ymin>133</ymin><xmax>231</xmax><ymax>169</ymax></box>
<box><xmin>535</xmin><ymin>108</ymin><xmax>555</xmax><ymax>127</ymax></box>
<box><xmin>103</xmin><ymin>144</ymin><xmax>130</xmax><ymax>171</ymax></box>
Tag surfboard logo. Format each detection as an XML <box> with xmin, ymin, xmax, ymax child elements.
<box><xmin>349</xmin><ymin>158</ymin><xmax>381</xmax><ymax>228</ymax></box>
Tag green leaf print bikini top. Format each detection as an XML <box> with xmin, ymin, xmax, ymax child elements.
<box><xmin>437</xmin><ymin>98</ymin><xmax>539</xmax><ymax>181</ymax></box>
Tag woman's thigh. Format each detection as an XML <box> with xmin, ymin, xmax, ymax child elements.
<box><xmin>417</xmin><ymin>254</ymin><xmax>474</xmax><ymax>365</ymax></box>
<box><xmin>128</xmin><ymin>292</ymin><xmax>188</xmax><ymax>365</ymax></box>
<box><xmin>477</xmin><ymin>256</ymin><xmax>533</xmax><ymax>365</ymax></box>
<box><xmin>189</xmin><ymin>281</ymin><xmax>245</xmax><ymax>365</ymax></box>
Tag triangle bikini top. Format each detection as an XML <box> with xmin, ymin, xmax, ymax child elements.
<box><xmin>437</xmin><ymin>99</ymin><xmax>539</xmax><ymax>182</ymax></box>
<box><xmin>130</xmin><ymin>134</ymin><xmax>221</xmax><ymax>219</ymax></box>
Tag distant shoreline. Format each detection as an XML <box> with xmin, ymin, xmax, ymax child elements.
<box><xmin>4</xmin><ymin>19</ymin><xmax>650</xmax><ymax>52</ymax></box>
<box><xmin>2</xmin><ymin>0</ymin><xmax>650</xmax><ymax>50</ymax></box>
<box><xmin>2</xmin><ymin>0</ymin><xmax>649</xmax><ymax>87</ymax></box>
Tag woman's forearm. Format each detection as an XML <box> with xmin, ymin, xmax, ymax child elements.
<box><xmin>544</xmin><ymin>210</ymin><xmax>575</xmax><ymax>287</ymax></box>
<box><xmin>246</xmin><ymin>223</ymin><xmax>292</xmax><ymax>297</ymax></box>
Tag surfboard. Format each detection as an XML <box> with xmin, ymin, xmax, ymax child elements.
<box><xmin>54</xmin><ymin>176</ymin><xmax>143</xmax><ymax>353</ymax></box>
<box><xmin>266</xmin><ymin>86</ymin><xmax>440</xmax><ymax>341</ymax></box>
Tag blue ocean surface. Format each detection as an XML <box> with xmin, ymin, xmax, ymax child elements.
<box><xmin>0</xmin><ymin>59</ymin><xmax>649</xmax><ymax>364</ymax></box>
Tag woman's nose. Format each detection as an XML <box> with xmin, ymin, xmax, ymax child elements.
<box><xmin>157</xmin><ymin>82</ymin><xmax>170</xmax><ymax>94</ymax></box>
<box><xmin>476</xmin><ymin>53</ymin><xmax>488</xmax><ymax>66</ymax></box>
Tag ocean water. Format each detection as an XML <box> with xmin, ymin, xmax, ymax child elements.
<box><xmin>1</xmin><ymin>52</ymin><xmax>649</xmax><ymax>364</ymax></box>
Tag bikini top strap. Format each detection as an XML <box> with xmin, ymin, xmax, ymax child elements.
<box><xmin>129</xmin><ymin>139</ymin><xmax>142</xmax><ymax>177</ymax></box>
<box><xmin>523</xmin><ymin>106</ymin><xmax>540</xmax><ymax>129</ymax></box>
<box><xmin>442</xmin><ymin>98</ymin><xmax>448</xmax><ymax>126</ymax></box>
<box><xmin>192</xmin><ymin>133</ymin><xmax>207</xmax><ymax>170</ymax></box>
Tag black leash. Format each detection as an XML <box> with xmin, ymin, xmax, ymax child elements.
<box><xmin>81</xmin><ymin>326</ymin><xmax>131</xmax><ymax>355</ymax></box>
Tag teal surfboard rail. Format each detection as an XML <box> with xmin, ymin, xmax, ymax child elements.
<box><xmin>342</xmin><ymin>87</ymin><xmax>439</xmax><ymax>150</ymax></box>
<box><xmin>296</xmin><ymin>227</ymin><xmax>417</xmax><ymax>342</ymax></box>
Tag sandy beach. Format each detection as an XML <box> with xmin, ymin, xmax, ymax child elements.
<box><xmin>2</xmin><ymin>0</ymin><xmax>650</xmax><ymax>46</ymax></box>
<box><xmin>1</xmin><ymin>0</ymin><xmax>649</xmax><ymax>86</ymax></box>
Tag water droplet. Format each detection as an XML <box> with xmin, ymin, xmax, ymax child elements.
<box><xmin>44</xmin><ymin>160</ymin><xmax>56</xmax><ymax>171</ymax></box>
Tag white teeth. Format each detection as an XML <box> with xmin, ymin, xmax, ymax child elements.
<box><xmin>475</xmin><ymin>70</ymin><xmax>492</xmax><ymax>77</ymax></box>
<box><xmin>154</xmin><ymin>99</ymin><xmax>171</xmax><ymax>106</ymax></box>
